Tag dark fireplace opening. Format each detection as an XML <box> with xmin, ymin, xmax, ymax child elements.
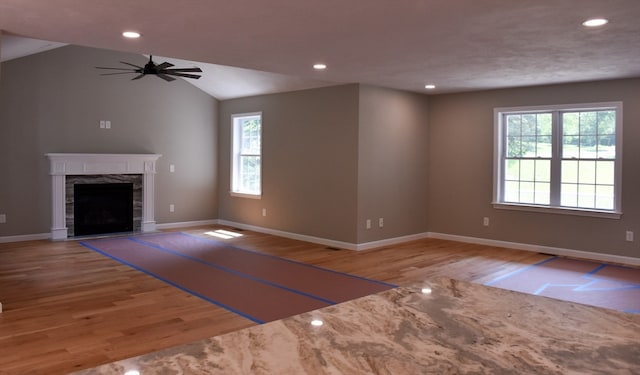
<box><xmin>74</xmin><ymin>183</ymin><xmax>134</xmax><ymax>236</ymax></box>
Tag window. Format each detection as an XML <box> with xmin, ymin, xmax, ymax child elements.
<box><xmin>231</xmin><ymin>112</ymin><xmax>262</xmax><ymax>198</ymax></box>
<box><xmin>494</xmin><ymin>102</ymin><xmax>622</xmax><ymax>218</ymax></box>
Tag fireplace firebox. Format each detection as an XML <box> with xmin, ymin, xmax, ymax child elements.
<box><xmin>74</xmin><ymin>183</ymin><xmax>134</xmax><ymax>236</ymax></box>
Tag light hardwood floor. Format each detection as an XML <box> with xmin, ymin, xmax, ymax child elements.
<box><xmin>0</xmin><ymin>225</ymin><xmax>550</xmax><ymax>374</ymax></box>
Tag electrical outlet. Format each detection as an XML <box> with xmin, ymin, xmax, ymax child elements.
<box><xmin>262</xmin><ymin>208</ymin><xmax>267</xmax><ymax>217</ymax></box>
<box><xmin>169</xmin><ymin>204</ymin><xmax>175</xmax><ymax>213</ymax></box>
<box><xmin>99</xmin><ymin>120</ymin><xmax>105</xmax><ymax>129</ymax></box>
<box><xmin>0</xmin><ymin>214</ymin><xmax>6</xmax><ymax>224</ymax></box>
<box><xmin>626</xmin><ymin>231</ymin><xmax>634</xmax><ymax>242</ymax></box>
<box><xmin>483</xmin><ymin>217</ymin><xmax>490</xmax><ymax>226</ymax></box>
<box><xmin>379</xmin><ymin>218</ymin><xmax>384</xmax><ymax>228</ymax></box>
<box><xmin>105</xmin><ymin>120</ymin><xmax>111</xmax><ymax>129</ymax></box>
<box><xmin>366</xmin><ymin>219</ymin><xmax>371</xmax><ymax>229</ymax></box>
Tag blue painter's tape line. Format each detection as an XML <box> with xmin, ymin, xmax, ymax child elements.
<box><xmin>484</xmin><ymin>256</ymin><xmax>557</xmax><ymax>286</ymax></box>
<box><xmin>179</xmin><ymin>232</ymin><xmax>398</xmax><ymax>288</ymax></box>
<box><xmin>79</xmin><ymin>241</ymin><xmax>265</xmax><ymax>324</ymax></box>
<box><xmin>129</xmin><ymin>237</ymin><xmax>337</xmax><ymax>305</ymax></box>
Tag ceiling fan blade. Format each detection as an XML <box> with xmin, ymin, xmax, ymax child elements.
<box><xmin>155</xmin><ymin>62</ymin><xmax>174</xmax><ymax>69</ymax></box>
<box><xmin>95</xmin><ymin>67</ymin><xmax>137</xmax><ymax>71</ymax></box>
<box><xmin>163</xmin><ymin>67</ymin><xmax>203</xmax><ymax>73</ymax></box>
<box><xmin>131</xmin><ymin>74</ymin><xmax>146</xmax><ymax>80</ymax></box>
<box><xmin>164</xmin><ymin>72</ymin><xmax>202</xmax><ymax>79</ymax></box>
<box><xmin>99</xmin><ymin>72</ymin><xmax>137</xmax><ymax>76</ymax></box>
<box><xmin>120</xmin><ymin>61</ymin><xmax>143</xmax><ymax>69</ymax></box>
<box><xmin>156</xmin><ymin>73</ymin><xmax>176</xmax><ymax>82</ymax></box>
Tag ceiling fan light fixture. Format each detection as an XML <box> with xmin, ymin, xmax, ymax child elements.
<box><xmin>582</xmin><ymin>18</ymin><xmax>608</xmax><ymax>27</ymax></box>
<box><xmin>122</xmin><ymin>31</ymin><xmax>141</xmax><ymax>39</ymax></box>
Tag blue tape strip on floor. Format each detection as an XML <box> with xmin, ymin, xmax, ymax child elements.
<box><xmin>79</xmin><ymin>241</ymin><xmax>265</xmax><ymax>324</ymax></box>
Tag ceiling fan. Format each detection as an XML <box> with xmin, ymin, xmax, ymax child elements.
<box><xmin>96</xmin><ymin>55</ymin><xmax>202</xmax><ymax>81</ymax></box>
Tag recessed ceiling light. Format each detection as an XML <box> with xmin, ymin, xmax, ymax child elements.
<box><xmin>582</xmin><ymin>18</ymin><xmax>608</xmax><ymax>27</ymax></box>
<box><xmin>313</xmin><ymin>63</ymin><xmax>327</xmax><ymax>70</ymax></box>
<box><xmin>424</xmin><ymin>84</ymin><xmax>436</xmax><ymax>90</ymax></box>
<box><xmin>122</xmin><ymin>31</ymin><xmax>141</xmax><ymax>39</ymax></box>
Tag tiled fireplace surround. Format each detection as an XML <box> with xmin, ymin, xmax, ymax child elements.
<box><xmin>46</xmin><ymin>153</ymin><xmax>161</xmax><ymax>240</ymax></box>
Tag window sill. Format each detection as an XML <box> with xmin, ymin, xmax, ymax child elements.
<box><xmin>230</xmin><ymin>191</ymin><xmax>261</xmax><ymax>200</ymax></box>
<box><xmin>492</xmin><ymin>202</ymin><xmax>621</xmax><ymax>219</ymax></box>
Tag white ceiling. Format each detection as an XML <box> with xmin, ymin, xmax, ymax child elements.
<box><xmin>1</xmin><ymin>0</ymin><xmax>639</xmax><ymax>99</ymax></box>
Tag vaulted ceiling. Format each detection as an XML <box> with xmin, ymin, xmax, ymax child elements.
<box><xmin>1</xmin><ymin>0</ymin><xmax>639</xmax><ymax>99</ymax></box>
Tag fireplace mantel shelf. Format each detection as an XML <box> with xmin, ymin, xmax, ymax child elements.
<box><xmin>45</xmin><ymin>153</ymin><xmax>162</xmax><ymax>240</ymax></box>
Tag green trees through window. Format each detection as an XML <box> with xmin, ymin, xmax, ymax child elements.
<box><xmin>495</xmin><ymin>102</ymin><xmax>621</xmax><ymax>215</ymax></box>
<box><xmin>231</xmin><ymin>113</ymin><xmax>262</xmax><ymax>197</ymax></box>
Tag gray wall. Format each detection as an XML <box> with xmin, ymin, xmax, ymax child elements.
<box><xmin>357</xmin><ymin>85</ymin><xmax>429</xmax><ymax>243</ymax></box>
<box><xmin>428</xmin><ymin>78</ymin><xmax>640</xmax><ymax>258</ymax></box>
<box><xmin>218</xmin><ymin>85</ymin><xmax>360</xmax><ymax>243</ymax></box>
<box><xmin>2</xmin><ymin>42</ymin><xmax>639</xmax><ymax>261</ymax></box>
<box><xmin>0</xmin><ymin>45</ymin><xmax>218</xmax><ymax>236</ymax></box>
<box><xmin>217</xmin><ymin>84</ymin><xmax>430</xmax><ymax>244</ymax></box>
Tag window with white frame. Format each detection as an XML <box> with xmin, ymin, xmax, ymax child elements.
<box><xmin>231</xmin><ymin>112</ymin><xmax>262</xmax><ymax>198</ymax></box>
<box><xmin>494</xmin><ymin>102</ymin><xmax>622</xmax><ymax>217</ymax></box>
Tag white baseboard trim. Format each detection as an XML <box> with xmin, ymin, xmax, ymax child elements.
<box><xmin>156</xmin><ymin>219</ymin><xmax>220</xmax><ymax>230</ymax></box>
<box><xmin>2</xmin><ymin>223</ymin><xmax>637</xmax><ymax>267</ymax></box>
<box><xmin>218</xmin><ymin>220</ymin><xmax>359</xmax><ymax>250</ymax></box>
<box><xmin>0</xmin><ymin>233</ymin><xmax>50</xmax><ymax>243</ymax></box>
<box><xmin>427</xmin><ymin>232</ymin><xmax>640</xmax><ymax>267</ymax></box>
<box><xmin>355</xmin><ymin>232</ymin><xmax>431</xmax><ymax>251</ymax></box>
<box><xmin>218</xmin><ymin>220</ymin><xmax>431</xmax><ymax>251</ymax></box>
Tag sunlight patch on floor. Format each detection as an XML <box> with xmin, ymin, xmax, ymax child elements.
<box><xmin>205</xmin><ymin>229</ymin><xmax>244</xmax><ymax>240</ymax></box>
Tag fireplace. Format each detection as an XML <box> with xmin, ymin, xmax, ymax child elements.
<box><xmin>74</xmin><ymin>182</ymin><xmax>134</xmax><ymax>236</ymax></box>
<box><xmin>46</xmin><ymin>153</ymin><xmax>161</xmax><ymax>240</ymax></box>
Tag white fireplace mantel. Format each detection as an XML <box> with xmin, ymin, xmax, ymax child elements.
<box><xmin>46</xmin><ymin>153</ymin><xmax>162</xmax><ymax>240</ymax></box>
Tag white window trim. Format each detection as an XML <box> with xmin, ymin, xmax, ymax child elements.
<box><xmin>230</xmin><ymin>112</ymin><xmax>262</xmax><ymax>199</ymax></box>
<box><xmin>493</xmin><ymin>102</ymin><xmax>622</xmax><ymax>219</ymax></box>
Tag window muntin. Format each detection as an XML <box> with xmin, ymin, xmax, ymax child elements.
<box><xmin>494</xmin><ymin>102</ymin><xmax>622</xmax><ymax>217</ymax></box>
<box><xmin>231</xmin><ymin>113</ymin><xmax>262</xmax><ymax>197</ymax></box>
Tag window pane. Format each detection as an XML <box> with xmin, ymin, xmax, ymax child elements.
<box><xmin>240</xmin><ymin>156</ymin><xmax>261</xmax><ymax>193</ymax></box>
<box><xmin>561</xmin><ymin>160</ymin><xmax>578</xmax><ymax>183</ymax></box>
<box><xmin>577</xmin><ymin>184</ymin><xmax>595</xmax><ymax>208</ymax></box>
<box><xmin>505</xmin><ymin>159</ymin><xmax>520</xmax><ymax>180</ymax></box>
<box><xmin>561</xmin><ymin>183</ymin><xmax>578</xmax><ymax>207</ymax></box>
<box><xmin>597</xmin><ymin>110</ymin><xmax>615</xmax><ymax>134</ymax></box>
<box><xmin>534</xmin><ymin>182</ymin><xmax>550</xmax><ymax>205</ymax></box>
<box><xmin>506</xmin><ymin>137</ymin><xmax>522</xmax><ymax>157</ymax></box>
<box><xmin>504</xmin><ymin>181</ymin><xmax>520</xmax><ymax>202</ymax></box>
<box><xmin>562</xmin><ymin>136</ymin><xmax>579</xmax><ymax>158</ymax></box>
<box><xmin>563</xmin><ymin>113</ymin><xmax>579</xmax><ymax>135</ymax></box>
<box><xmin>522</xmin><ymin>114</ymin><xmax>537</xmax><ymax>135</ymax></box>
<box><xmin>596</xmin><ymin>161</ymin><xmax>615</xmax><ymax>185</ymax></box>
<box><xmin>578</xmin><ymin>161</ymin><xmax>596</xmax><ymax>184</ymax></box>
<box><xmin>597</xmin><ymin>135</ymin><xmax>615</xmax><ymax>158</ymax></box>
<box><xmin>595</xmin><ymin>185</ymin><xmax>614</xmax><ymax>210</ymax></box>
<box><xmin>520</xmin><ymin>160</ymin><xmax>535</xmax><ymax>181</ymax></box>
<box><xmin>579</xmin><ymin>111</ymin><xmax>598</xmax><ymax>135</ymax></box>
<box><xmin>535</xmin><ymin>160</ymin><xmax>550</xmax><ymax>182</ymax></box>
<box><xmin>579</xmin><ymin>136</ymin><xmax>597</xmax><ymax>158</ymax></box>
<box><xmin>520</xmin><ymin>182</ymin><xmax>535</xmax><ymax>203</ymax></box>
<box><xmin>521</xmin><ymin>136</ymin><xmax>537</xmax><ymax>157</ymax></box>
<box><xmin>537</xmin><ymin>113</ymin><xmax>552</xmax><ymax>135</ymax></box>
<box><xmin>537</xmin><ymin>136</ymin><xmax>552</xmax><ymax>158</ymax></box>
<box><xmin>506</xmin><ymin>115</ymin><xmax>522</xmax><ymax>137</ymax></box>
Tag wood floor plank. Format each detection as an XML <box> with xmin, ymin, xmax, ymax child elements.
<box><xmin>0</xmin><ymin>225</ymin><xmax>588</xmax><ymax>374</ymax></box>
